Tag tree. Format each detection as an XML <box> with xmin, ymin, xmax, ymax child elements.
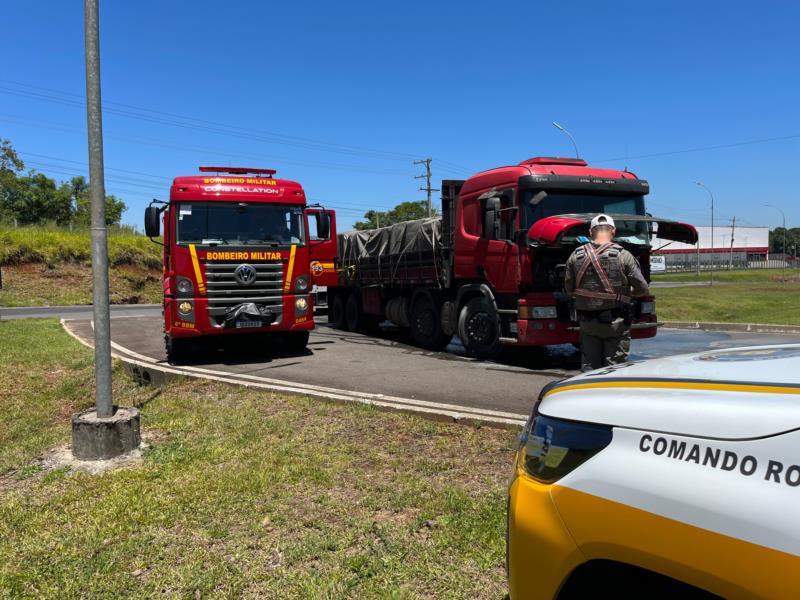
<box><xmin>0</xmin><ymin>139</ymin><xmax>129</xmax><ymax>228</ymax></box>
<box><xmin>769</xmin><ymin>227</ymin><xmax>800</xmax><ymax>255</ymax></box>
<box><xmin>354</xmin><ymin>200</ymin><xmax>438</xmax><ymax>230</ymax></box>
<box><xmin>0</xmin><ymin>139</ymin><xmax>25</xmax><ymax>223</ymax></box>
<box><xmin>5</xmin><ymin>172</ymin><xmax>73</xmax><ymax>225</ymax></box>
<box><xmin>70</xmin><ymin>176</ymin><xmax>127</xmax><ymax>226</ymax></box>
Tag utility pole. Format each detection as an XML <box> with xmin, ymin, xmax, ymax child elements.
<box><xmin>765</xmin><ymin>204</ymin><xmax>787</xmax><ymax>282</ymax></box>
<box><xmin>729</xmin><ymin>216</ymin><xmax>736</xmax><ymax>270</ymax></box>
<box><xmin>71</xmin><ymin>0</ymin><xmax>140</xmax><ymax>461</ymax></box>
<box><xmin>695</xmin><ymin>182</ymin><xmax>714</xmax><ymax>286</ymax></box>
<box><xmin>414</xmin><ymin>158</ymin><xmax>439</xmax><ymax>218</ymax></box>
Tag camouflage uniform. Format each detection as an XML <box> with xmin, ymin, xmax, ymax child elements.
<box><xmin>564</xmin><ymin>242</ymin><xmax>649</xmax><ymax>372</ymax></box>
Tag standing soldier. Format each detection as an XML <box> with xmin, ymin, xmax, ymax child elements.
<box><xmin>564</xmin><ymin>214</ymin><xmax>650</xmax><ymax>372</ymax></box>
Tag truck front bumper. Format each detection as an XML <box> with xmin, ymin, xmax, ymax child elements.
<box><xmin>165</xmin><ymin>294</ymin><xmax>315</xmax><ymax>338</ymax></box>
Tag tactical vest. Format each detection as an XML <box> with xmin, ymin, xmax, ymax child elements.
<box><xmin>572</xmin><ymin>242</ymin><xmax>630</xmax><ymax>311</ymax></box>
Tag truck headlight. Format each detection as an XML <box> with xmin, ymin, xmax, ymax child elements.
<box><xmin>519</xmin><ymin>414</ymin><xmax>612</xmax><ymax>483</ymax></box>
<box><xmin>520</xmin><ymin>305</ymin><xmax>557</xmax><ymax>319</ymax></box>
<box><xmin>177</xmin><ymin>277</ymin><xmax>193</xmax><ymax>295</ymax></box>
<box><xmin>295</xmin><ymin>276</ymin><xmax>309</xmax><ymax>292</ymax></box>
<box><xmin>640</xmin><ymin>301</ymin><xmax>655</xmax><ymax>314</ymax></box>
<box><xmin>178</xmin><ymin>301</ymin><xmax>193</xmax><ymax>315</ymax></box>
<box><xmin>295</xmin><ymin>297</ymin><xmax>308</xmax><ymax>312</ymax></box>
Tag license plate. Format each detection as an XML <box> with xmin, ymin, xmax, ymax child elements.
<box><xmin>235</xmin><ymin>320</ymin><xmax>263</xmax><ymax>329</ymax></box>
<box><xmin>509</xmin><ymin>322</ymin><xmax>518</xmax><ymax>333</ymax></box>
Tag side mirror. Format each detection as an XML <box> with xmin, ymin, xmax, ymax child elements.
<box><xmin>316</xmin><ymin>211</ymin><xmax>331</xmax><ymax>240</ymax></box>
<box><xmin>483</xmin><ymin>197</ymin><xmax>501</xmax><ymax>240</ymax></box>
<box><xmin>144</xmin><ymin>206</ymin><xmax>161</xmax><ymax>238</ymax></box>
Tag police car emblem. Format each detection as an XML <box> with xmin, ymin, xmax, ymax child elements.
<box><xmin>234</xmin><ymin>263</ymin><xmax>257</xmax><ymax>286</ymax></box>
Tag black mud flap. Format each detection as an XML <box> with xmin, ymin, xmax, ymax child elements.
<box><xmin>223</xmin><ymin>302</ymin><xmax>277</xmax><ymax>328</ymax></box>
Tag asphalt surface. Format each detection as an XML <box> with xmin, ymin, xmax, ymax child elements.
<box><xmin>32</xmin><ymin>304</ymin><xmax>798</xmax><ymax>418</ymax></box>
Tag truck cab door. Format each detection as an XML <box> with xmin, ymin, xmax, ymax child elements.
<box><xmin>480</xmin><ymin>189</ymin><xmax>521</xmax><ymax>292</ymax></box>
<box><xmin>306</xmin><ymin>208</ymin><xmax>338</xmax><ymax>287</ymax></box>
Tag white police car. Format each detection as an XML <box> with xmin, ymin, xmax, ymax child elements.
<box><xmin>508</xmin><ymin>344</ymin><xmax>800</xmax><ymax>599</ymax></box>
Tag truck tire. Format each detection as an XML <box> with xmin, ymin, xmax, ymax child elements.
<box><xmin>331</xmin><ymin>292</ymin><xmax>347</xmax><ymax>330</ymax></box>
<box><xmin>410</xmin><ymin>295</ymin><xmax>450</xmax><ymax>351</ymax></box>
<box><xmin>284</xmin><ymin>331</ymin><xmax>310</xmax><ymax>353</ymax></box>
<box><xmin>165</xmin><ymin>334</ymin><xmax>191</xmax><ymax>365</ymax></box>
<box><xmin>458</xmin><ymin>296</ymin><xmax>502</xmax><ymax>360</ymax></box>
<box><xmin>345</xmin><ymin>293</ymin><xmax>362</xmax><ymax>332</ymax></box>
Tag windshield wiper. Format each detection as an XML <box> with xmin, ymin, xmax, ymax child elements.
<box><xmin>200</xmin><ymin>238</ymin><xmax>228</xmax><ymax>246</ymax></box>
<box><xmin>245</xmin><ymin>239</ymin><xmax>282</xmax><ymax>246</ymax></box>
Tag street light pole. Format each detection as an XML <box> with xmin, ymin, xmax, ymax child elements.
<box><xmin>552</xmin><ymin>122</ymin><xmax>581</xmax><ymax>159</ymax></box>
<box><xmin>695</xmin><ymin>182</ymin><xmax>714</xmax><ymax>286</ymax></box>
<box><xmin>84</xmin><ymin>0</ymin><xmax>113</xmax><ymax>417</ymax></box>
<box><xmin>765</xmin><ymin>204</ymin><xmax>787</xmax><ymax>282</ymax></box>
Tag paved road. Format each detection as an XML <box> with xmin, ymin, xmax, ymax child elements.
<box><xmin>52</xmin><ymin>307</ymin><xmax>799</xmax><ymax>419</ymax></box>
<box><xmin>0</xmin><ymin>304</ymin><xmax>160</xmax><ymax>320</ymax></box>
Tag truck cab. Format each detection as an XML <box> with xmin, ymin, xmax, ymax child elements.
<box><xmin>443</xmin><ymin>157</ymin><xmax>696</xmax><ymax>356</ymax></box>
<box><xmin>144</xmin><ymin>166</ymin><xmax>336</xmax><ymax>363</ymax></box>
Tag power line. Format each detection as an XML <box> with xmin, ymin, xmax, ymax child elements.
<box><xmin>0</xmin><ymin>80</ymin><xmax>423</xmax><ymax>162</ymax></box>
<box><xmin>593</xmin><ymin>132</ymin><xmax>800</xmax><ymax>164</ymax></box>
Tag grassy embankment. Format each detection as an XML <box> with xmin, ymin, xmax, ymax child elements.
<box><xmin>0</xmin><ymin>227</ymin><xmax>162</xmax><ymax>306</ymax></box>
<box><xmin>0</xmin><ymin>318</ymin><xmax>515</xmax><ymax>599</ymax></box>
<box><xmin>652</xmin><ymin>269</ymin><xmax>800</xmax><ymax>325</ymax></box>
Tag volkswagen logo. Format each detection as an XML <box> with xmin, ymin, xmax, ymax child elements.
<box><xmin>234</xmin><ymin>263</ymin><xmax>257</xmax><ymax>286</ymax></box>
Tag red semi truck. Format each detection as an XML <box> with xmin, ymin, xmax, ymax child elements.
<box><xmin>327</xmin><ymin>156</ymin><xmax>697</xmax><ymax>359</ymax></box>
<box><xmin>144</xmin><ymin>166</ymin><xmax>337</xmax><ymax>363</ymax></box>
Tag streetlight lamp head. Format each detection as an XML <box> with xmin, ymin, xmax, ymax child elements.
<box><xmin>552</xmin><ymin>121</ymin><xmax>565</xmax><ymax>131</ymax></box>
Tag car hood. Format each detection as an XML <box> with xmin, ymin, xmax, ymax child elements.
<box><xmin>537</xmin><ymin>345</ymin><xmax>800</xmax><ymax>439</ymax></box>
<box><xmin>528</xmin><ymin>213</ymin><xmax>698</xmax><ymax>246</ymax></box>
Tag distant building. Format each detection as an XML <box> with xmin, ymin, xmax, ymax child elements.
<box><xmin>652</xmin><ymin>226</ymin><xmax>770</xmax><ymax>269</ymax></box>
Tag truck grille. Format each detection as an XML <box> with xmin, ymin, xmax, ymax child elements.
<box><xmin>204</xmin><ymin>261</ymin><xmax>285</xmax><ymax>324</ymax></box>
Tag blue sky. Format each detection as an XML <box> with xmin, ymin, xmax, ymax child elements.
<box><xmin>2</xmin><ymin>0</ymin><xmax>799</xmax><ymax>232</ymax></box>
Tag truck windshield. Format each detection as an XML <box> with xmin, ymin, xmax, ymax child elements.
<box><xmin>176</xmin><ymin>202</ymin><xmax>305</xmax><ymax>246</ymax></box>
<box><xmin>524</xmin><ymin>192</ymin><xmax>649</xmax><ymax>245</ymax></box>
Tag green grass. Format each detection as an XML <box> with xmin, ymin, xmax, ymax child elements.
<box><xmin>0</xmin><ymin>227</ymin><xmax>162</xmax><ymax>306</ymax></box>
<box><xmin>652</xmin><ymin>268</ymin><xmax>799</xmax><ymax>284</ymax></box>
<box><xmin>653</xmin><ymin>272</ymin><xmax>800</xmax><ymax>324</ymax></box>
<box><xmin>0</xmin><ymin>226</ymin><xmax>161</xmax><ymax>269</ymax></box>
<box><xmin>0</xmin><ymin>319</ymin><xmax>516</xmax><ymax>599</ymax></box>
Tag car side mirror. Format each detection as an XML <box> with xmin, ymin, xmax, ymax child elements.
<box><xmin>144</xmin><ymin>206</ymin><xmax>161</xmax><ymax>238</ymax></box>
<box><xmin>316</xmin><ymin>211</ymin><xmax>331</xmax><ymax>240</ymax></box>
<box><xmin>483</xmin><ymin>197</ymin><xmax>501</xmax><ymax>240</ymax></box>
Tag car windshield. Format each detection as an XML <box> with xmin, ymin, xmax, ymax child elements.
<box><xmin>176</xmin><ymin>202</ymin><xmax>305</xmax><ymax>246</ymax></box>
<box><xmin>524</xmin><ymin>192</ymin><xmax>650</xmax><ymax>245</ymax></box>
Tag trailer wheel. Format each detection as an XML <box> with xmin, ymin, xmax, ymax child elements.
<box><xmin>410</xmin><ymin>296</ymin><xmax>450</xmax><ymax>350</ymax></box>
<box><xmin>458</xmin><ymin>296</ymin><xmax>502</xmax><ymax>360</ymax></box>
<box><xmin>331</xmin><ymin>293</ymin><xmax>347</xmax><ymax>330</ymax></box>
<box><xmin>345</xmin><ymin>293</ymin><xmax>362</xmax><ymax>331</ymax></box>
<box><xmin>165</xmin><ymin>334</ymin><xmax>191</xmax><ymax>365</ymax></box>
<box><xmin>284</xmin><ymin>331</ymin><xmax>310</xmax><ymax>353</ymax></box>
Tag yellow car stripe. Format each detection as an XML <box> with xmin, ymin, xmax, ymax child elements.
<box><xmin>189</xmin><ymin>244</ymin><xmax>205</xmax><ymax>295</ymax></box>
<box><xmin>284</xmin><ymin>244</ymin><xmax>297</xmax><ymax>292</ymax></box>
<box><xmin>550</xmin><ymin>484</ymin><xmax>800</xmax><ymax>598</ymax></box>
<box><xmin>544</xmin><ymin>380</ymin><xmax>800</xmax><ymax>398</ymax></box>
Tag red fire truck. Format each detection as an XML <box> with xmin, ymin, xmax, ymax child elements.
<box><xmin>145</xmin><ymin>166</ymin><xmax>337</xmax><ymax>363</ymax></box>
<box><xmin>328</xmin><ymin>156</ymin><xmax>697</xmax><ymax>359</ymax></box>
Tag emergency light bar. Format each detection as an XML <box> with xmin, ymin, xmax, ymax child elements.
<box><xmin>198</xmin><ymin>166</ymin><xmax>277</xmax><ymax>176</ymax></box>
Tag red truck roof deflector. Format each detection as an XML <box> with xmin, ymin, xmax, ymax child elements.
<box><xmin>528</xmin><ymin>214</ymin><xmax>698</xmax><ymax>246</ymax></box>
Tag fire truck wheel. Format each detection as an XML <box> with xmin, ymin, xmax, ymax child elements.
<box><xmin>458</xmin><ymin>296</ymin><xmax>502</xmax><ymax>360</ymax></box>
<box><xmin>410</xmin><ymin>296</ymin><xmax>450</xmax><ymax>350</ymax></box>
<box><xmin>284</xmin><ymin>331</ymin><xmax>310</xmax><ymax>352</ymax></box>
<box><xmin>345</xmin><ymin>293</ymin><xmax>362</xmax><ymax>331</ymax></box>
<box><xmin>165</xmin><ymin>335</ymin><xmax>191</xmax><ymax>365</ymax></box>
<box><xmin>331</xmin><ymin>293</ymin><xmax>347</xmax><ymax>330</ymax></box>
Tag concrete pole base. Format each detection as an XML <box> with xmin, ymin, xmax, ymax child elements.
<box><xmin>71</xmin><ymin>406</ymin><xmax>141</xmax><ymax>461</ymax></box>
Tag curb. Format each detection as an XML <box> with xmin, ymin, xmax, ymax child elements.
<box><xmin>662</xmin><ymin>321</ymin><xmax>800</xmax><ymax>335</ymax></box>
<box><xmin>59</xmin><ymin>319</ymin><xmax>528</xmax><ymax>430</ymax></box>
